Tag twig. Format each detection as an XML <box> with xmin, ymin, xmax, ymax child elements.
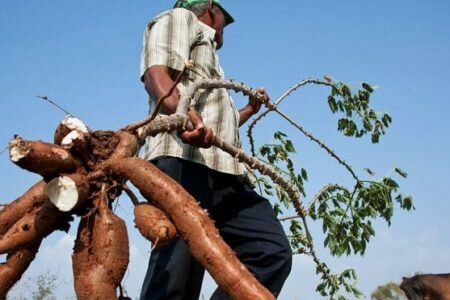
<box><xmin>113</xmin><ymin>196</ymin><xmax>120</xmax><ymax>213</ymax></box>
<box><xmin>36</xmin><ymin>95</ymin><xmax>72</xmax><ymax>116</ymax></box>
<box><xmin>247</xmin><ymin>110</ymin><xmax>271</xmax><ymax>156</ymax></box>
<box><xmin>274</xmin><ymin>78</ymin><xmax>333</xmax><ymax>105</ymax></box>
<box><xmin>305</xmin><ymin>184</ymin><xmax>351</xmax><ymax>213</ymax></box>
<box><xmin>273</xmin><ymin>108</ymin><xmax>359</xmax><ymax>182</ymax></box>
<box><xmin>122</xmin><ymin>184</ymin><xmax>140</xmax><ymax>206</ymax></box>
<box><xmin>247</xmin><ymin>78</ymin><xmax>333</xmax><ymax>155</ymax></box>
<box><xmin>151</xmin><ymin>237</ymin><xmax>160</xmax><ymax>251</ymax></box>
<box><xmin>124</xmin><ymin>65</ymin><xmax>189</xmax><ymax>132</ymax></box>
<box><xmin>0</xmin><ymin>145</ymin><xmax>8</xmax><ymax>156</ymax></box>
<box><xmin>278</xmin><ymin>215</ymin><xmax>301</xmax><ymax>222</ymax></box>
<box><xmin>338</xmin><ymin>183</ymin><xmax>359</xmax><ymax>227</ymax></box>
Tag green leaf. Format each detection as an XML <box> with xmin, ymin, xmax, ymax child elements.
<box><xmin>273</xmin><ymin>203</ymin><xmax>282</xmax><ymax>216</ymax></box>
<box><xmin>301</xmin><ymin>168</ymin><xmax>308</xmax><ymax>181</ymax></box>
<box><xmin>371</xmin><ymin>132</ymin><xmax>380</xmax><ymax>143</ymax></box>
<box><xmin>383</xmin><ymin>177</ymin><xmax>399</xmax><ymax>189</ymax></box>
<box><xmin>328</xmin><ymin>96</ymin><xmax>338</xmax><ymax>113</ymax></box>
<box><xmin>363</xmin><ymin>118</ymin><xmax>372</xmax><ymax>131</ymax></box>
<box><xmin>362</xmin><ymin>82</ymin><xmax>374</xmax><ymax>93</ymax></box>
<box><xmin>345</xmin><ymin>120</ymin><xmax>357</xmax><ymax>137</ymax></box>
<box><xmin>274</xmin><ymin>131</ymin><xmax>287</xmax><ymax>140</ymax></box>
<box><xmin>342</xmin><ymin>84</ymin><xmax>351</xmax><ymax>97</ymax></box>
<box><xmin>338</xmin><ymin>118</ymin><xmax>348</xmax><ymax>131</ymax></box>
<box><xmin>394</xmin><ymin>167</ymin><xmax>408</xmax><ymax>178</ymax></box>
<box><xmin>284</xmin><ymin>140</ymin><xmax>296</xmax><ymax>153</ymax></box>
<box><xmin>381</xmin><ymin>114</ymin><xmax>391</xmax><ymax>127</ymax></box>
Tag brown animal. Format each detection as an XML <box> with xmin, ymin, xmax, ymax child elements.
<box><xmin>400</xmin><ymin>273</ymin><xmax>450</xmax><ymax>300</ymax></box>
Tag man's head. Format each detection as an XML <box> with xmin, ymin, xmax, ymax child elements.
<box><xmin>174</xmin><ymin>0</ymin><xmax>234</xmax><ymax>49</ymax></box>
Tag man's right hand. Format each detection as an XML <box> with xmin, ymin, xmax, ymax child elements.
<box><xmin>178</xmin><ymin>111</ymin><xmax>214</xmax><ymax>148</ymax></box>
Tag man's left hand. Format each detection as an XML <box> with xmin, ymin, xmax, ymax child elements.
<box><xmin>239</xmin><ymin>87</ymin><xmax>269</xmax><ymax>126</ymax></box>
<box><xmin>178</xmin><ymin>110</ymin><xmax>214</xmax><ymax>148</ymax></box>
<box><xmin>247</xmin><ymin>87</ymin><xmax>269</xmax><ymax>115</ymax></box>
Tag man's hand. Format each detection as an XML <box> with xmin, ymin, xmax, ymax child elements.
<box><xmin>178</xmin><ymin>111</ymin><xmax>214</xmax><ymax>148</ymax></box>
<box><xmin>239</xmin><ymin>87</ymin><xmax>269</xmax><ymax>126</ymax></box>
<box><xmin>248</xmin><ymin>87</ymin><xmax>268</xmax><ymax>114</ymax></box>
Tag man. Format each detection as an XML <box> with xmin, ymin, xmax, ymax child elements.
<box><xmin>139</xmin><ymin>1</ymin><xmax>292</xmax><ymax>299</ymax></box>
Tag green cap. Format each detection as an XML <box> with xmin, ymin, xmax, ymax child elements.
<box><xmin>174</xmin><ymin>0</ymin><xmax>234</xmax><ymax>26</ymax></box>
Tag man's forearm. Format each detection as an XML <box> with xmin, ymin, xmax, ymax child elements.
<box><xmin>144</xmin><ymin>65</ymin><xmax>181</xmax><ymax>114</ymax></box>
<box><xmin>238</xmin><ymin>105</ymin><xmax>256</xmax><ymax>127</ymax></box>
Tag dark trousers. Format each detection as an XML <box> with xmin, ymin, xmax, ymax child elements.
<box><xmin>140</xmin><ymin>157</ymin><xmax>292</xmax><ymax>300</ymax></box>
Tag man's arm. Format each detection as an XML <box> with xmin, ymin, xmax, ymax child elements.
<box><xmin>238</xmin><ymin>88</ymin><xmax>268</xmax><ymax>126</ymax></box>
<box><xmin>144</xmin><ymin>65</ymin><xmax>181</xmax><ymax>114</ymax></box>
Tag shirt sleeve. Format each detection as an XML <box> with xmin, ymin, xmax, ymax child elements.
<box><xmin>140</xmin><ymin>9</ymin><xmax>198</xmax><ymax>81</ymax></box>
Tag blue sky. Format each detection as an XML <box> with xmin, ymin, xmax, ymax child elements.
<box><xmin>1</xmin><ymin>1</ymin><xmax>450</xmax><ymax>299</ymax></box>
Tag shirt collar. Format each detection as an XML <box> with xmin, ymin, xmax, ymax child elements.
<box><xmin>198</xmin><ymin>21</ymin><xmax>216</xmax><ymax>41</ymax></box>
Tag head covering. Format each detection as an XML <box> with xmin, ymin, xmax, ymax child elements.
<box><xmin>174</xmin><ymin>0</ymin><xmax>234</xmax><ymax>26</ymax></box>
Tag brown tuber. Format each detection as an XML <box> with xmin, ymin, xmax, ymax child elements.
<box><xmin>134</xmin><ymin>203</ymin><xmax>177</xmax><ymax>247</ymax></box>
<box><xmin>72</xmin><ymin>192</ymin><xmax>129</xmax><ymax>300</ymax></box>
<box><xmin>0</xmin><ymin>181</ymin><xmax>47</xmax><ymax>237</ymax></box>
<box><xmin>0</xmin><ymin>241</ymin><xmax>41</xmax><ymax>299</ymax></box>
<box><xmin>0</xmin><ymin>201</ymin><xmax>69</xmax><ymax>254</ymax></box>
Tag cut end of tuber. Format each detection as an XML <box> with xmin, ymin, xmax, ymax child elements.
<box><xmin>63</xmin><ymin>115</ymin><xmax>89</xmax><ymax>134</ymax></box>
<box><xmin>9</xmin><ymin>137</ymin><xmax>29</xmax><ymax>162</ymax></box>
<box><xmin>61</xmin><ymin>130</ymin><xmax>83</xmax><ymax>146</ymax></box>
<box><xmin>45</xmin><ymin>176</ymin><xmax>80</xmax><ymax>212</ymax></box>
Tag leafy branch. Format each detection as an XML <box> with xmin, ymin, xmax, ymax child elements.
<box><xmin>248</xmin><ymin>78</ymin><xmax>413</xmax><ymax>298</ymax></box>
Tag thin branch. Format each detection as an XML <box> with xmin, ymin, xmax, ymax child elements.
<box><xmin>247</xmin><ymin>78</ymin><xmax>333</xmax><ymax>155</ymax></box>
<box><xmin>122</xmin><ymin>184</ymin><xmax>140</xmax><ymax>206</ymax></box>
<box><xmin>338</xmin><ymin>183</ymin><xmax>360</xmax><ymax>228</ymax></box>
<box><xmin>36</xmin><ymin>95</ymin><xmax>72</xmax><ymax>116</ymax></box>
<box><xmin>305</xmin><ymin>184</ymin><xmax>351</xmax><ymax>213</ymax></box>
<box><xmin>247</xmin><ymin>110</ymin><xmax>271</xmax><ymax>156</ymax></box>
<box><xmin>274</xmin><ymin>78</ymin><xmax>333</xmax><ymax>105</ymax></box>
<box><xmin>278</xmin><ymin>215</ymin><xmax>301</xmax><ymax>222</ymax></box>
<box><xmin>0</xmin><ymin>145</ymin><xmax>8</xmax><ymax>156</ymax></box>
<box><xmin>123</xmin><ymin>64</ymin><xmax>189</xmax><ymax>133</ymax></box>
<box><xmin>273</xmin><ymin>108</ymin><xmax>359</xmax><ymax>182</ymax></box>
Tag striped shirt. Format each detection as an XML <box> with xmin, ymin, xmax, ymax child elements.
<box><xmin>140</xmin><ymin>8</ymin><xmax>248</xmax><ymax>176</ymax></box>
